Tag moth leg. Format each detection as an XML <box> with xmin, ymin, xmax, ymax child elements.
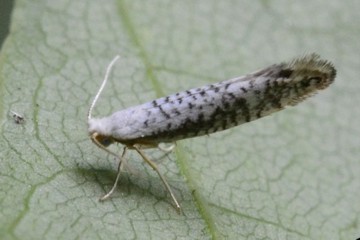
<box><xmin>157</xmin><ymin>142</ymin><xmax>176</xmax><ymax>153</ymax></box>
<box><xmin>155</xmin><ymin>142</ymin><xmax>176</xmax><ymax>164</ymax></box>
<box><xmin>133</xmin><ymin>145</ymin><xmax>182</xmax><ymax>214</ymax></box>
<box><xmin>99</xmin><ymin>147</ymin><xmax>128</xmax><ymax>201</ymax></box>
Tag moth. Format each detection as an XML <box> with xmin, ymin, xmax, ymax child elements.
<box><xmin>88</xmin><ymin>54</ymin><xmax>336</xmax><ymax>212</ymax></box>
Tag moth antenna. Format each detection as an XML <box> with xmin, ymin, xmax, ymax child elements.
<box><xmin>88</xmin><ymin>55</ymin><xmax>120</xmax><ymax>120</ymax></box>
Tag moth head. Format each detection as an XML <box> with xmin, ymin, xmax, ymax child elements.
<box><xmin>88</xmin><ymin>117</ymin><xmax>115</xmax><ymax>147</ymax></box>
<box><xmin>90</xmin><ymin>131</ymin><xmax>115</xmax><ymax>147</ymax></box>
<box><xmin>87</xmin><ymin>55</ymin><xmax>120</xmax><ymax>148</ymax></box>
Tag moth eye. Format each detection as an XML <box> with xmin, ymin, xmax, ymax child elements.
<box><xmin>101</xmin><ymin>138</ymin><xmax>113</xmax><ymax>147</ymax></box>
<box><xmin>95</xmin><ymin>135</ymin><xmax>114</xmax><ymax>147</ymax></box>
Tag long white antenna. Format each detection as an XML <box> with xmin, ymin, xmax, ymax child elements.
<box><xmin>88</xmin><ymin>55</ymin><xmax>120</xmax><ymax>120</ymax></box>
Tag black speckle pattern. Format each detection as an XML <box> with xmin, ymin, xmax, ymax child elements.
<box><xmin>108</xmin><ymin>54</ymin><xmax>336</xmax><ymax>145</ymax></box>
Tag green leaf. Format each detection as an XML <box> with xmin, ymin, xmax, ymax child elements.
<box><xmin>0</xmin><ymin>0</ymin><xmax>359</xmax><ymax>239</ymax></box>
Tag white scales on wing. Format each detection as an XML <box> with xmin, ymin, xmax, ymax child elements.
<box><xmin>89</xmin><ymin>54</ymin><xmax>335</xmax><ymax>146</ymax></box>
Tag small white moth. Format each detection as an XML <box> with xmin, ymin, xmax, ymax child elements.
<box><xmin>88</xmin><ymin>54</ymin><xmax>336</xmax><ymax>212</ymax></box>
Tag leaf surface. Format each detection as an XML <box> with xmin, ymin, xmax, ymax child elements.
<box><xmin>0</xmin><ymin>1</ymin><xmax>359</xmax><ymax>239</ymax></box>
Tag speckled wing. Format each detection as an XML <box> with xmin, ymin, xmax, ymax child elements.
<box><xmin>90</xmin><ymin>54</ymin><xmax>335</xmax><ymax>145</ymax></box>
